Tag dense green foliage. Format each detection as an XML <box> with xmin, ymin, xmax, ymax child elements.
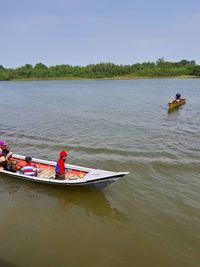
<box><xmin>0</xmin><ymin>59</ymin><xmax>199</xmax><ymax>80</ymax></box>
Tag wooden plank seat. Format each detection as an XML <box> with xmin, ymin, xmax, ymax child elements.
<box><xmin>37</xmin><ymin>168</ymin><xmax>55</xmax><ymax>179</ymax></box>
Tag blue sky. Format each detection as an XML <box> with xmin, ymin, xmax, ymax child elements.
<box><xmin>1</xmin><ymin>0</ymin><xmax>200</xmax><ymax>67</ymax></box>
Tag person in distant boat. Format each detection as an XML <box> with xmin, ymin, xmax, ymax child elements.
<box><xmin>55</xmin><ymin>150</ymin><xmax>67</xmax><ymax>180</ymax></box>
<box><xmin>175</xmin><ymin>93</ymin><xmax>181</xmax><ymax>102</ymax></box>
<box><xmin>21</xmin><ymin>156</ymin><xmax>37</xmax><ymax>176</ymax></box>
<box><xmin>0</xmin><ymin>140</ymin><xmax>13</xmax><ymax>170</ymax></box>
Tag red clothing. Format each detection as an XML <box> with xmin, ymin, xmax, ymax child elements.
<box><xmin>56</xmin><ymin>157</ymin><xmax>65</xmax><ymax>175</ymax></box>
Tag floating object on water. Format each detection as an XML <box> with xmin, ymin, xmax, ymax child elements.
<box><xmin>0</xmin><ymin>154</ymin><xmax>129</xmax><ymax>190</ymax></box>
<box><xmin>168</xmin><ymin>98</ymin><xmax>186</xmax><ymax>110</ymax></box>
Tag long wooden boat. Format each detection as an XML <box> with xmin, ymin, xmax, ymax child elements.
<box><xmin>168</xmin><ymin>98</ymin><xmax>186</xmax><ymax>110</ymax></box>
<box><xmin>0</xmin><ymin>154</ymin><xmax>129</xmax><ymax>189</ymax></box>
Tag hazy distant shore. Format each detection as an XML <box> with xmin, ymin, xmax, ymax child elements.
<box><xmin>1</xmin><ymin>60</ymin><xmax>200</xmax><ymax>81</ymax></box>
<box><xmin>12</xmin><ymin>75</ymin><xmax>198</xmax><ymax>81</ymax></box>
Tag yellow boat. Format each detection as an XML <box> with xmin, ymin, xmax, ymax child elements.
<box><xmin>168</xmin><ymin>98</ymin><xmax>186</xmax><ymax>110</ymax></box>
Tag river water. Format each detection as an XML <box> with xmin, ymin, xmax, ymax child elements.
<box><xmin>0</xmin><ymin>79</ymin><xmax>200</xmax><ymax>267</ymax></box>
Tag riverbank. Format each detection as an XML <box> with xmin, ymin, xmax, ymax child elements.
<box><xmin>12</xmin><ymin>75</ymin><xmax>198</xmax><ymax>81</ymax></box>
<box><xmin>1</xmin><ymin>60</ymin><xmax>199</xmax><ymax>81</ymax></box>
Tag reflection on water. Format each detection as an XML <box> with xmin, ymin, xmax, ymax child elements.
<box><xmin>167</xmin><ymin>106</ymin><xmax>184</xmax><ymax>114</ymax></box>
<box><xmin>0</xmin><ymin>174</ymin><xmax>126</xmax><ymax>222</ymax></box>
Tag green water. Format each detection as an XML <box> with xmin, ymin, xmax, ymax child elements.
<box><xmin>0</xmin><ymin>79</ymin><xmax>200</xmax><ymax>267</ymax></box>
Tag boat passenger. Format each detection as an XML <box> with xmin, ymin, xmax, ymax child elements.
<box><xmin>21</xmin><ymin>156</ymin><xmax>37</xmax><ymax>176</ymax></box>
<box><xmin>55</xmin><ymin>150</ymin><xmax>67</xmax><ymax>180</ymax></box>
<box><xmin>175</xmin><ymin>93</ymin><xmax>181</xmax><ymax>102</ymax></box>
<box><xmin>0</xmin><ymin>140</ymin><xmax>12</xmax><ymax>170</ymax></box>
<box><xmin>0</xmin><ymin>147</ymin><xmax>5</xmax><ymax>170</ymax></box>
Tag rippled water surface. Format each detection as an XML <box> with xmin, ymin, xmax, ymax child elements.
<box><xmin>0</xmin><ymin>79</ymin><xmax>200</xmax><ymax>267</ymax></box>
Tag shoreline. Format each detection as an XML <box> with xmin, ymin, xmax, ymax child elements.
<box><xmin>11</xmin><ymin>75</ymin><xmax>199</xmax><ymax>81</ymax></box>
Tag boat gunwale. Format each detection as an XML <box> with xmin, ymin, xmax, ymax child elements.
<box><xmin>0</xmin><ymin>169</ymin><xmax>127</xmax><ymax>186</ymax></box>
<box><xmin>168</xmin><ymin>98</ymin><xmax>186</xmax><ymax>109</ymax></box>
<box><xmin>13</xmin><ymin>154</ymin><xmax>128</xmax><ymax>175</ymax></box>
<box><xmin>0</xmin><ymin>154</ymin><xmax>129</xmax><ymax>186</ymax></box>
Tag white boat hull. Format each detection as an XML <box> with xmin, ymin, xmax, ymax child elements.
<box><xmin>0</xmin><ymin>154</ymin><xmax>129</xmax><ymax>190</ymax></box>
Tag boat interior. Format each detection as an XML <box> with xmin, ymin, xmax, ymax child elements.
<box><xmin>12</xmin><ymin>157</ymin><xmax>88</xmax><ymax>180</ymax></box>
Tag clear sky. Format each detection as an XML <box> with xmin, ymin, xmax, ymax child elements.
<box><xmin>1</xmin><ymin>0</ymin><xmax>200</xmax><ymax>67</ymax></box>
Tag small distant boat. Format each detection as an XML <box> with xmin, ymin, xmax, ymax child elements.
<box><xmin>168</xmin><ymin>98</ymin><xmax>186</xmax><ymax>110</ymax></box>
<box><xmin>0</xmin><ymin>154</ymin><xmax>129</xmax><ymax>190</ymax></box>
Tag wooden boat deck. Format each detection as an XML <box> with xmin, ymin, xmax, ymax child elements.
<box><xmin>14</xmin><ymin>158</ymin><xmax>88</xmax><ymax>181</ymax></box>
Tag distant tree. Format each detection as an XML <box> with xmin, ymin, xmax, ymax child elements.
<box><xmin>0</xmin><ymin>59</ymin><xmax>199</xmax><ymax>80</ymax></box>
<box><xmin>190</xmin><ymin>60</ymin><xmax>196</xmax><ymax>65</ymax></box>
<box><xmin>192</xmin><ymin>66</ymin><xmax>200</xmax><ymax>76</ymax></box>
<box><xmin>156</xmin><ymin>57</ymin><xmax>165</xmax><ymax>65</ymax></box>
<box><xmin>13</xmin><ymin>64</ymin><xmax>33</xmax><ymax>78</ymax></box>
<box><xmin>31</xmin><ymin>63</ymin><xmax>48</xmax><ymax>78</ymax></box>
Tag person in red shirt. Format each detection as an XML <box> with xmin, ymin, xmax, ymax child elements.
<box><xmin>55</xmin><ymin>150</ymin><xmax>67</xmax><ymax>180</ymax></box>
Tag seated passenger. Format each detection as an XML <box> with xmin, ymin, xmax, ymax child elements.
<box><xmin>5</xmin><ymin>153</ymin><xmax>18</xmax><ymax>172</ymax></box>
<box><xmin>21</xmin><ymin>156</ymin><xmax>37</xmax><ymax>176</ymax></box>
<box><xmin>55</xmin><ymin>150</ymin><xmax>67</xmax><ymax>180</ymax></box>
<box><xmin>0</xmin><ymin>147</ymin><xmax>5</xmax><ymax>170</ymax></box>
<box><xmin>0</xmin><ymin>140</ymin><xmax>12</xmax><ymax>170</ymax></box>
<box><xmin>175</xmin><ymin>93</ymin><xmax>181</xmax><ymax>102</ymax></box>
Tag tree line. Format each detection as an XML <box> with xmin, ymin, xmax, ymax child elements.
<box><xmin>0</xmin><ymin>59</ymin><xmax>200</xmax><ymax>80</ymax></box>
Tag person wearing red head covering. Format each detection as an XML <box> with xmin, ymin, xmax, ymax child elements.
<box><xmin>55</xmin><ymin>150</ymin><xmax>68</xmax><ymax>180</ymax></box>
